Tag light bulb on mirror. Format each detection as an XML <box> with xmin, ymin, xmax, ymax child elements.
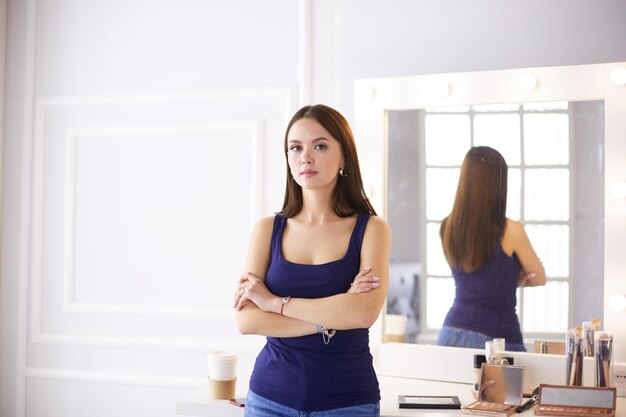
<box><xmin>358</xmin><ymin>85</ymin><xmax>376</xmax><ymax>102</ymax></box>
<box><xmin>429</xmin><ymin>81</ymin><xmax>451</xmax><ymax>98</ymax></box>
<box><xmin>610</xmin><ymin>66</ymin><xmax>626</xmax><ymax>86</ymax></box>
<box><xmin>519</xmin><ymin>74</ymin><xmax>538</xmax><ymax>92</ymax></box>
<box><xmin>609</xmin><ymin>293</ymin><xmax>626</xmax><ymax>312</ymax></box>
<box><xmin>610</xmin><ymin>180</ymin><xmax>626</xmax><ymax>199</ymax></box>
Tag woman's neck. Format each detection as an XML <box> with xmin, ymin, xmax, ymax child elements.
<box><xmin>297</xmin><ymin>188</ymin><xmax>339</xmax><ymax>224</ymax></box>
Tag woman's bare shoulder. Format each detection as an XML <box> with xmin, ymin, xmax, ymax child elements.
<box><xmin>505</xmin><ymin>218</ymin><xmax>524</xmax><ymax>235</ymax></box>
<box><xmin>249</xmin><ymin>215</ymin><xmax>277</xmax><ymax>240</ymax></box>
<box><xmin>364</xmin><ymin>215</ymin><xmax>391</xmax><ymax>237</ymax></box>
<box><xmin>502</xmin><ymin>219</ymin><xmax>525</xmax><ymax>254</ymax></box>
<box><xmin>256</xmin><ymin>215</ymin><xmax>276</xmax><ymax>228</ymax></box>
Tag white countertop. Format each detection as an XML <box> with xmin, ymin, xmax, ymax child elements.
<box><xmin>178</xmin><ymin>375</ymin><xmax>608</xmax><ymax>417</ymax></box>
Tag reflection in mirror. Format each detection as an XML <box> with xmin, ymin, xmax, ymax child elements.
<box><xmin>386</xmin><ymin>100</ymin><xmax>604</xmax><ymax>347</ymax></box>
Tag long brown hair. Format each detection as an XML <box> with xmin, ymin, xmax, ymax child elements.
<box><xmin>440</xmin><ymin>146</ymin><xmax>508</xmax><ymax>272</ymax></box>
<box><xmin>278</xmin><ymin>104</ymin><xmax>376</xmax><ymax>218</ymax></box>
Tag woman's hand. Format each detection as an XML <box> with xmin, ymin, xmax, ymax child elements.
<box><xmin>234</xmin><ymin>273</ymin><xmax>281</xmax><ymax>313</ymax></box>
<box><xmin>347</xmin><ymin>267</ymin><xmax>380</xmax><ymax>294</ymax></box>
<box><xmin>518</xmin><ymin>271</ymin><xmax>537</xmax><ymax>287</ymax></box>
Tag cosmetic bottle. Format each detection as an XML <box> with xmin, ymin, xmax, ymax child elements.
<box><xmin>485</xmin><ymin>341</ymin><xmax>499</xmax><ymax>364</ymax></box>
<box><xmin>473</xmin><ymin>354</ymin><xmax>487</xmax><ymax>393</ymax></box>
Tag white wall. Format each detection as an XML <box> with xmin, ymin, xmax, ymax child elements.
<box><xmin>2</xmin><ymin>1</ymin><xmax>626</xmax><ymax>417</ymax></box>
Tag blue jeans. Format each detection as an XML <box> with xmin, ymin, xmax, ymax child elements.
<box><xmin>437</xmin><ymin>325</ymin><xmax>527</xmax><ymax>352</ymax></box>
<box><xmin>244</xmin><ymin>389</ymin><xmax>380</xmax><ymax>417</ymax></box>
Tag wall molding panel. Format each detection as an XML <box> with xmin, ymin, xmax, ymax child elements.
<box><xmin>27</xmin><ymin>89</ymin><xmax>293</xmax><ymax>350</ymax></box>
<box><xmin>24</xmin><ymin>367</ymin><xmax>206</xmax><ymax>389</ymax></box>
<box><xmin>61</xmin><ymin>121</ymin><xmax>263</xmax><ymax>318</ymax></box>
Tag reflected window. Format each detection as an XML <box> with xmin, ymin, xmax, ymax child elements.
<box><xmin>423</xmin><ymin>102</ymin><xmax>571</xmax><ymax>334</ymax></box>
<box><xmin>426</xmin><ymin>277</ymin><xmax>455</xmax><ymax>329</ymax></box>
<box><xmin>425</xmin><ymin>114</ymin><xmax>470</xmax><ymax>165</ymax></box>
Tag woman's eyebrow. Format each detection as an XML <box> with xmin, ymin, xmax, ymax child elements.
<box><xmin>288</xmin><ymin>137</ymin><xmax>329</xmax><ymax>144</ymax></box>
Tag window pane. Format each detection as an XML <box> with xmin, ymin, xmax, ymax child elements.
<box><xmin>523</xmin><ymin>101</ymin><xmax>568</xmax><ymax>111</ymax></box>
<box><xmin>426</xmin><ymin>222</ymin><xmax>449</xmax><ymax>276</ymax></box>
<box><xmin>524</xmin><ymin>114</ymin><xmax>569</xmax><ymax>165</ymax></box>
<box><xmin>426</xmin><ymin>168</ymin><xmax>460</xmax><ymax>220</ymax></box>
<box><xmin>507</xmin><ymin>168</ymin><xmax>521</xmax><ymax>221</ymax></box>
<box><xmin>425</xmin><ymin>114</ymin><xmax>470</xmax><ymax>165</ymax></box>
<box><xmin>426</xmin><ymin>277</ymin><xmax>455</xmax><ymax>329</ymax></box>
<box><xmin>474</xmin><ymin>114</ymin><xmax>521</xmax><ymax>165</ymax></box>
<box><xmin>425</xmin><ymin>105</ymin><xmax>471</xmax><ymax>113</ymax></box>
<box><xmin>523</xmin><ymin>281</ymin><xmax>569</xmax><ymax>332</ymax></box>
<box><xmin>473</xmin><ymin>103</ymin><xmax>520</xmax><ymax>112</ymax></box>
<box><xmin>526</xmin><ymin>224</ymin><xmax>569</xmax><ymax>277</ymax></box>
<box><xmin>525</xmin><ymin>169</ymin><xmax>569</xmax><ymax>221</ymax></box>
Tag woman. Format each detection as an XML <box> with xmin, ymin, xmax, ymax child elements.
<box><xmin>437</xmin><ymin>146</ymin><xmax>546</xmax><ymax>352</ymax></box>
<box><xmin>234</xmin><ymin>104</ymin><xmax>391</xmax><ymax>416</ymax></box>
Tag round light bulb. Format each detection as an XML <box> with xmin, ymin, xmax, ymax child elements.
<box><xmin>430</xmin><ymin>81</ymin><xmax>451</xmax><ymax>98</ymax></box>
<box><xmin>610</xmin><ymin>180</ymin><xmax>626</xmax><ymax>199</ymax></box>
<box><xmin>520</xmin><ymin>74</ymin><xmax>538</xmax><ymax>92</ymax></box>
<box><xmin>610</xmin><ymin>66</ymin><xmax>626</xmax><ymax>86</ymax></box>
<box><xmin>609</xmin><ymin>293</ymin><xmax>626</xmax><ymax>312</ymax></box>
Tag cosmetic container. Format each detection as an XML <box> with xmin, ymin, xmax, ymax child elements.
<box><xmin>594</xmin><ymin>331</ymin><xmax>613</xmax><ymax>387</ymax></box>
<box><xmin>473</xmin><ymin>354</ymin><xmax>487</xmax><ymax>393</ymax></box>
<box><xmin>493</xmin><ymin>338</ymin><xmax>506</xmax><ymax>353</ymax></box>
<box><xmin>485</xmin><ymin>341</ymin><xmax>500</xmax><ymax>364</ymax></box>
<box><xmin>565</xmin><ymin>327</ymin><xmax>584</xmax><ymax>386</ymax></box>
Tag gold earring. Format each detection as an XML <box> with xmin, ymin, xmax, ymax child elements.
<box><xmin>339</xmin><ymin>167</ymin><xmax>347</xmax><ymax>177</ymax></box>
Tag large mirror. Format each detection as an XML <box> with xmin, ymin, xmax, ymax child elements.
<box><xmin>386</xmin><ymin>100</ymin><xmax>604</xmax><ymax>346</ymax></box>
<box><xmin>354</xmin><ymin>62</ymin><xmax>626</xmax><ymax>355</ymax></box>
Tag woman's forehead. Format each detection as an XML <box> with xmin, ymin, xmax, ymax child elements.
<box><xmin>288</xmin><ymin>118</ymin><xmax>336</xmax><ymax>141</ymax></box>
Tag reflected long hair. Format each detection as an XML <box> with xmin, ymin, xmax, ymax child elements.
<box><xmin>278</xmin><ymin>104</ymin><xmax>376</xmax><ymax>218</ymax></box>
<box><xmin>440</xmin><ymin>146</ymin><xmax>508</xmax><ymax>272</ymax></box>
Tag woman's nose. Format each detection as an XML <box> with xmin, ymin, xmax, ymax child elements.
<box><xmin>300</xmin><ymin>150</ymin><xmax>312</xmax><ymax>164</ymax></box>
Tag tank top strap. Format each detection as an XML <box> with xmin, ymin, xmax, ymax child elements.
<box><xmin>270</xmin><ymin>214</ymin><xmax>287</xmax><ymax>260</ymax></box>
<box><xmin>351</xmin><ymin>213</ymin><xmax>371</xmax><ymax>251</ymax></box>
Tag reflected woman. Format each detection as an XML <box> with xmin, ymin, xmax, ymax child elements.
<box><xmin>437</xmin><ymin>146</ymin><xmax>546</xmax><ymax>352</ymax></box>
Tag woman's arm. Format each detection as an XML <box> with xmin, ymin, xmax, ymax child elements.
<box><xmin>505</xmin><ymin>219</ymin><xmax>547</xmax><ymax>287</ymax></box>
<box><xmin>236</xmin><ymin>303</ymin><xmax>318</xmax><ymax>337</ymax></box>
<box><xmin>239</xmin><ymin>216</ymin><xmax>391</xmax><ymax>331</ymax></box>
<box><xmin>234</xmin><ymin>216</ymin><xmax>318</xmax><ymax>337</ymax></box>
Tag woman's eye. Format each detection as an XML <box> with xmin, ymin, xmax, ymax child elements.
<box><xmin>289</xmin><ymin>145</ymin><xmax>302</xmax><ymax>152</ymax></box>
<box><xmin>314</xmin><ymin>144</ymin><xmax>327</xmax><ymax>151</ymax></box>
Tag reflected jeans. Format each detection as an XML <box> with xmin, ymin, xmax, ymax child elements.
<box><xmin>437</xmin><ymin>325</ymin><xmax>527</xmax><ymax>352</ymax></box>
<box><xmin>244</xmin><ymin>389</ymin><xmax>380</xmax><ymax>417</ymax></box>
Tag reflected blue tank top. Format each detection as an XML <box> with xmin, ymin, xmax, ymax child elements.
<box><xmin>443</xmin><ymin>244</ymin><xmax>523</xmax><ymax>343</ymax></box>
<box><xmin>248</xmin><ymin>213</ymin><xmax>380</xmax><ymax>411</ymax></box>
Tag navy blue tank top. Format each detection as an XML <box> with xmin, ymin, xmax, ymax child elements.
<box><xmin>248</xmin><ymin>213</ymin><xmax>380</xmax><ymax>411</ymax></box>
<box><xmin>442</xmin><ymin>244</ymin><xmax>523</xmax><ymax>343</ymax></box>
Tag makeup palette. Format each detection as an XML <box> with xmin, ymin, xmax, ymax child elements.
<box><xmin>534</xmin><ymin>384</ymin><xmax>616</xmax><ymax>417</ymax></box>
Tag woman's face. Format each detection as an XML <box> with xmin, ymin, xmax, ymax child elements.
<box><xmin>286</xmin><ymin>117</ymin><xmax>344</xmax><ymax>191</ymax></box>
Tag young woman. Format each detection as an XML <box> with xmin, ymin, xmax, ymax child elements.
<box><xmin>234</xmin><ymin>104</ymin><xmax>391</xmax><ymax>416</ymax></box>
<box><xmin>437</xmin><ymin>146</ymin><xmax>546</xmax><ymax>352</ymax></box>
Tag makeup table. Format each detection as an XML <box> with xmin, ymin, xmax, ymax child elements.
<box><xmin>176</xmin><ymin>375</ymin><xmax>626</xmax><ymax>417</ymax></box>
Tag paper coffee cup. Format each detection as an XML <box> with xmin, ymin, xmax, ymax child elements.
<box><xmin>208</xmin><ymin>377</ymin><xmax>237</xmax><ymax>399</ymax></box>
<box><xmin>384</xmin><ymin>314</ymin><xmax>407</xmax><ymax>342</ymax></box>
<box><xmin>207</xmin><ymin>351</ymin><xmax>238</xmax><ymax>381</ymax></box>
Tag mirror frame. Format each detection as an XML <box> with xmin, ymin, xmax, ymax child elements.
<box><xmin>355</xmin><ymin>62</ymin><xmax>626</xmax><ymax>372</ymax></box>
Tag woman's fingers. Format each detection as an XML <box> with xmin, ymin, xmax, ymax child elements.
<box><xmin>234</xmin><ymin>275</ymin><xmax>253</xmax><ymax>307</ymax></box>
<box><xmin>234</xmin><ymin>273</ymin><xmax>274</xmax><ymax>311</ymax></box>
<box><xmin>347</xmin><ymin>269</ymin><xmax>380</xmax><ymax>294</ymax></box>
